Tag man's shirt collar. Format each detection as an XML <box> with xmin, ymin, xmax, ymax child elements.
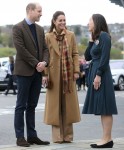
<box><xmin>25</xmin><ymin>18</ymin><xmax>34</xmax><ymax>25</ymax></box>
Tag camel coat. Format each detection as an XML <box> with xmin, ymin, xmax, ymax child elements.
<box><xmin>44</xmin><ymin>30</ymin><xmax>81</xmax><ymax>125</ymax></box>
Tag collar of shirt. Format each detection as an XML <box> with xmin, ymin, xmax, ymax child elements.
<box><xmin>25</xmin><ymin>18</ymin><xmax>34</xmax><ymax>25</ymax></box>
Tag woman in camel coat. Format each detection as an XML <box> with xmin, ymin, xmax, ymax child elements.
<box><xmin>43</xmin><ymin>11</ymin><xmax>81</xmax><ymax>143</ymax></box>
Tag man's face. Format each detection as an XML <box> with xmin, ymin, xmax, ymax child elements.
<box><xmin>30</xmin><ymin>4</ymin><xmax>42</xmax><ymax>22</ymax></box>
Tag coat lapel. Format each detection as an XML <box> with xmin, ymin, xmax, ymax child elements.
<box><xmin>49</xmin><ymin>33</ymin><xmax>60</xmax><ymax>56</ymax></box>
<box><xmin>66</xmin><ymin>31</ymin><xmax>71</xmax><ymax>46</ymax></box>
<box><xmin>49</xmin><ymin>31</ymin><xmax>71</xmax><ymax>56</ymax></box>
<box><xmin>23</xmin><ymin>20</ymin><xmax>37</xmax><ymax>48</ymax></box>
<box><xmin>35</xmin><ymin>25</ymin><xmax>42</xmax><ymax>51</ymax></box>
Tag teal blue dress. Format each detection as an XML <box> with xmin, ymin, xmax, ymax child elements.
<box><xmin>82</xmin><ymin>32</ymin><xmax>118</xmax><ymax>115</ymax></box>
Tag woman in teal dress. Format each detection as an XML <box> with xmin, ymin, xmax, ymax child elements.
<box><xmin>82</xmin><ymin>14</ymin><xmax>118</xmax><ymax>148</ymax></box>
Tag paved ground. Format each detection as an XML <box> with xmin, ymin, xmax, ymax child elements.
<box><xmin>0</xmin><ymin>138</ymin><xmax>124</xmax><ymax>150</ymax></box>
<box><xmin>0</xmin><ymin>89</ymin><xmax>124</xmax><ymax>149</ymax></box>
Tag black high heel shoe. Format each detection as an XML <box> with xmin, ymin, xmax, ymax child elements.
<box><xmin>90</xmin><ymin>140</ymin><xmax>114</xmax><ymax>148</ymax></box>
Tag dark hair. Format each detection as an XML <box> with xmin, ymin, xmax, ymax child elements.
<box><xmin>49</xmin><ymin>11</ymin><xmax>65</xmax><ymax>32</ymax></box>
<box><xmin>91</xmin><ymin>14</ymin><xmax>110</xmax><ymax>41</ymax></box>
<box><xmin>9</xmin><ymin>56</ymin><xmax>14</xmax><ymax>63</ymax></box>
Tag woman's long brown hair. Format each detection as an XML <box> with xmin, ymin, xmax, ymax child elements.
<box><xmin>91</xmin><ymin>14</ymin><xmax>110</xmax><ymax>41</ymax></box>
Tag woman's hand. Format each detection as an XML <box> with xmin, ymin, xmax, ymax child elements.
<box><xmin>93</xmin><ymin>75</ymin><xmax>101</xmax><ymax>90</ymax></box>
<box><xmin>74</xmin><ymin>73</ymin><xmax>79</xmax><ymax>81</ymax></box>
<box><xmin>42</xmin><ymin>76</ymin><xmax>48</xmax><ymax>88</ymax></box>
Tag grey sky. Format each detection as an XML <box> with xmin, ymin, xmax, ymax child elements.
<box><xmin>0</xmin><ymin>0</ymin><xmax>124</xmax><ymax>26</ymax></box>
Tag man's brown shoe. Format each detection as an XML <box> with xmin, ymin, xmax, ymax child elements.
<box><xmin>27</xmin><ymin>137</ymin><xmax>50</xmax><ymax>145</ymax></box>
<box><xmin>16</xmin><ymin>137</ymin><xmax>30</xmax><ymax>147</ymax></box>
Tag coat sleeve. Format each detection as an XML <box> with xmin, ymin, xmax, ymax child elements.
<box><xmin>96</xmin><ymin>32</ymin><xmax>111</xmax><ymax>76</ymax></box>
<box><xmin>42</xmin><ymin>29</ymin><xmax>49</xmax><ymax>66</ymax></box>
<box><xmin>43</xmin><ymin>33</ymin><xmax>49</xmax><ymax>76</ymax></box>
<box><xmin>71</xmin><ymin>33</ymin><xmax>80</xmax><ymax>73</ymax></box>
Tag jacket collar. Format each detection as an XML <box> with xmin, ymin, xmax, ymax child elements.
<box><xmin>22</xmin><ymin>19</ymin><xmax>38</xmax><ymax>48</ymax></box>
<box><xmin>49</xmin><ymin>31</ymin><xmax>71</xmax><ymax>56</ymax></box>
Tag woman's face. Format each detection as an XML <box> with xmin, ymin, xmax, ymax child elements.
<box><xmin>53</xmin><ymin>15</ymin><xmax>66</xmax><ymax>33</ymax></box>
<box><xmin>88</xmin><ymin>17</ymin><xmax>94</xmax><ymax>32</ymax></box>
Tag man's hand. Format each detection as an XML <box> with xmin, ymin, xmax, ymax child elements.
<box><xmin>36</xmin><ymin>62</ymin><xmax>46</xmax><ymax>72</ymax></box>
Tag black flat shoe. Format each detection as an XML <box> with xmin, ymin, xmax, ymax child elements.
<box><xmin>90</xmin><ymin>140</ymin><xmax>114</xmax><ymax>148</ymax></box>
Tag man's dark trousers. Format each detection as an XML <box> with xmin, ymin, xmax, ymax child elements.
<box><xmin>14</xmin><ymin>71</ymin><xmax>42</xmax><ymax>138</ymax></box>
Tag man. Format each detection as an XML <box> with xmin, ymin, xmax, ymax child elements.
<box><xmin>12</xmin><ymin>2</ymin><xmax>49</xmax><ymax>147</ymax></box>
<box><xmin>4</xmin><ymin>56</ymin><xmax>17</xmax><ymax>95</ymax></box>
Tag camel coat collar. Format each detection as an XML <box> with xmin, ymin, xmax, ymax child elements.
<box><xmin>49</xmin><ymin>31</ymin><xmax>71</xmax><ymax>56</ymax></box>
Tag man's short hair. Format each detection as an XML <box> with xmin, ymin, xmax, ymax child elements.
<box><xmin>26</xmin><ymin>3</ymin><xmax>36</xmax><ymax>13</ymax></box>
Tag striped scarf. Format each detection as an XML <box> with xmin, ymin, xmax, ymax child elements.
<box><xmin>53</xmin><ymin>29</ymin><xmax>72</xmax><ymax>93</ymax></box>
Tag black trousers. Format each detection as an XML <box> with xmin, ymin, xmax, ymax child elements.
<box><xmin>5</xmin><ymin>75</ymin><xmax>16</xmax><ymax>95</ymax></box>
<box><xmin>14</xmin><ymin>72</ymin><xmax>42</xmax><ymax>138</ymax></box>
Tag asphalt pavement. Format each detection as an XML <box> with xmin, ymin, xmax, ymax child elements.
<box><xmin>0</xmin><ymin>89</ymin><xmax>124</xmax><ymax>149</ymax></box>
<box><xmin>0</xmin><ymin>138</ymin><xmax>124</xmax><ymax>150</ymax></box>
